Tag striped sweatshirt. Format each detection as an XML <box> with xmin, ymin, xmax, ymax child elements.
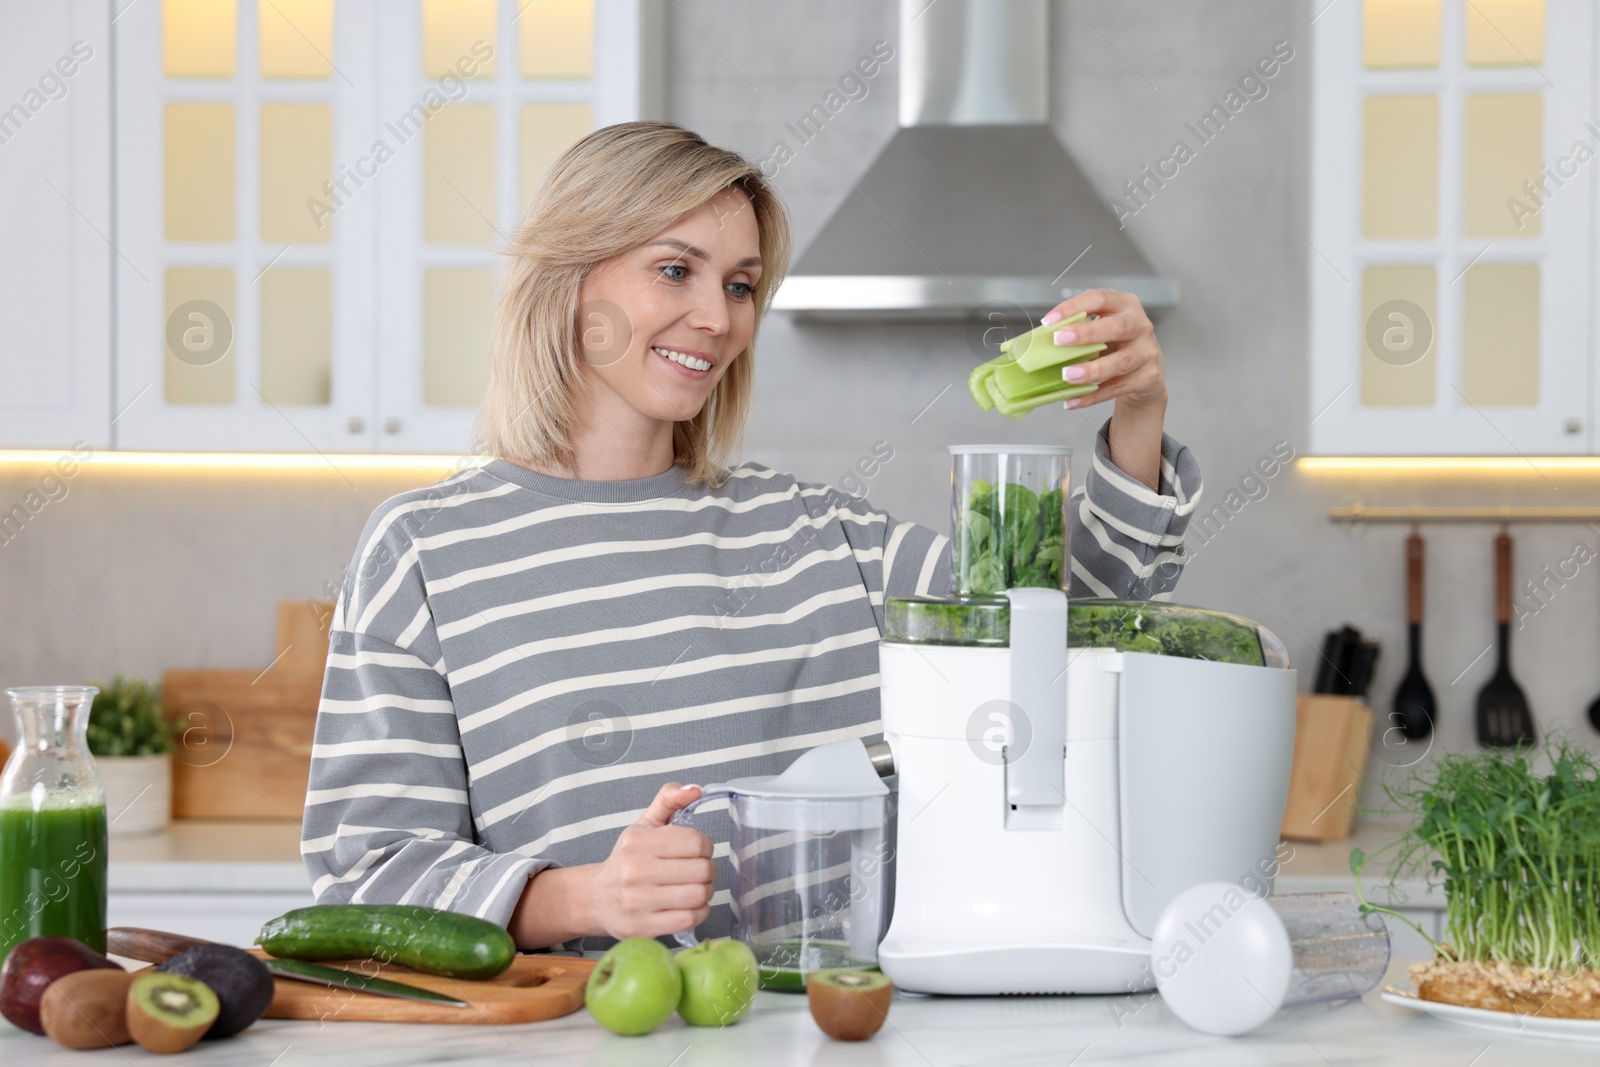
<box><xmin>302</xmin><ymin>418</ymin><xmax>1202</xmax><ymax>951</ymax></box>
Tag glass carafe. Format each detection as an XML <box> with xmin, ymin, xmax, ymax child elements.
<box><xmin>671</xmin><ymin>739</ymin><xmax>890</xmax><ymax>991</ymax></box>
<box><xmin>0</xmin><ymin>687</ymin><xmax>108</xmax><ymax>961</ymax></box>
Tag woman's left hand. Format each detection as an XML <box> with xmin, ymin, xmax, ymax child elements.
<box><xmin>1040</xmin><ymin>289</ymin><xmax>1167</xmax><ymax>412</ymax></box>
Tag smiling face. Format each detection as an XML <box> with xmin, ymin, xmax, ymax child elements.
<box><xmin>575</xmin><ymin>186</ymin><xmax>763</xmax><ymax>426</ymax></box>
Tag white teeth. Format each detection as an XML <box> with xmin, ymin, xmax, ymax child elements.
<box><xmin>653</xmin><ymin>347</ymin><xmax>712</xmax><ymax>372</ymax></box>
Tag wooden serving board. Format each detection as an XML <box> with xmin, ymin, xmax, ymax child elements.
<box><xmin>161</xmin><ymin>669</ymin><xmax>320</xmax><ymax>819</ymax></box>
<box><xmin>248</xmin><ymin>951</ymin><xmax>595</xmax><ymax>1025</ymax></box>
<box><xmin>111</xmin><ymin>928</ymin><xmax>594</xmax><ymax>1026</ymax></box>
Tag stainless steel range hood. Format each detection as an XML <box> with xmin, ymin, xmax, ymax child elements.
<box><xmin>772</xmin><ymin>0</ymin><xmax>1176</xmax><ymax>321</ymax></box>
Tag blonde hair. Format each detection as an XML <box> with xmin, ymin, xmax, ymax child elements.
<box><xmin>478</xmin><ymin>121</ymin><xmax>792</xmax><ymax>488</ymax></box>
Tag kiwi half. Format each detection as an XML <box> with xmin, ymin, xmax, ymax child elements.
<box><xmin>806</xmin><ymin>969</ymin><xmax>893</xmax><ymax>1041</ymax></box>
<box><xmin>40</xmin><ymin>969</ymin><xmax>136</xmax><ymax>1050</ymax></box>
<box><xmin>126</xmin><ymin>972</ymin><xmax>219</xmax><ymax>1054</ymax></box>
<box><xmin>157</xmin><ymin>944</ymin><xmax>273</xmax><ymax>1038</ymax></box>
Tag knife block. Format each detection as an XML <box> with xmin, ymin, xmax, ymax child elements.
<box><xmin>1280</xmin><ymin>694</ymin><xmax>1374</xmax><ymax>842</ymax></box>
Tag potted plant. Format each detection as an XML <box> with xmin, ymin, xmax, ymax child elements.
<box><xmin>1354</xmin><ymin>741</ymin><xmax>1600</xmax><ymax>1019</ymax></box>
<box><xmin>87</xmin><ymin>675</ymin><xmax>178</xmax><ymax>837</ymax></box>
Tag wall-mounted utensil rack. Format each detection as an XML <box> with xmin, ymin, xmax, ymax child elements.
<box><xmin>1329</xmin><ymin>505</ymin><xmax>1600</xmax><ymax>525</ymax></box>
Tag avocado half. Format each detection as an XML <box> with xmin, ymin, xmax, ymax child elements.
<box><xmin>156</xmin><ymin>944</ymin><xmax>274</xmax><ymax>1039</ymax></box>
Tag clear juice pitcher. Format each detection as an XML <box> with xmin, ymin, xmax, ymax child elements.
<box><xmin>0</xmin><ymin>686</ymin><xmax>109</xmax><ymax>962</ymax></box>
<box><xmin>672</xmin><ymin>739</ymin><xmax>890</xmax><ymax>991</ymax></box>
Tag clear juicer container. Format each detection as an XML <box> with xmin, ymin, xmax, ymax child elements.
<box><xmin>670</xmin><ymin>740</ymin><xmax>891</xmax><ymax>991</ymax></box>
<box><xmin>949</xmin><ymin>444</ymin><xmax>1071</xmax><ymax>596</ymax></box>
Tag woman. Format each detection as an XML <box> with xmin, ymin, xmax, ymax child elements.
<box><xmin>303</xmin><ymin>122</ymin><xmax>1201</xmax><ymax>953</ymax></box>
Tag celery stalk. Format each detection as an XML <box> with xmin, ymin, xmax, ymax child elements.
<box><xmin>996</xmin><ymin>311</ymin><xmax>1109</xmax><ymax>374</ymax></box>
<box><xmin>984</xmin><ymin>374</ymin><xmax>1031</xmax><ymax>418</ymax></box>
<box><xmin>983</xmin><ymin>373</ymin><xmax>1009</xmax><ymax>410</ymax></box>
<box><xmin>968</xmin><ymin>360</ymin><xmax>998</xmax><ymax>411</ymax></box>
<box><xmin>1015</xmin><ymin>340</ymin><xmax>1105</xmax><ymax>374</ymax></box>
<box><xmin>990</xmin><ymin>380</ymin><xmax>1098</xmax><ymax>417</ymax></box>
<box><xmin>993</xmin><ymin>358</ymin><xmax>1095</xmax><ymax>402</ymax></box>
<box><xmin>999</xmin><ymin>310</ymin><xmax>1089</xmax><ymax>356</ymax></box>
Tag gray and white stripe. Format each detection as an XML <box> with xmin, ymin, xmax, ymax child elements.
<box><xmin>302</xmin><ymin>419</ymin><xmax>1202</xmax><ymax>950</ymax></box>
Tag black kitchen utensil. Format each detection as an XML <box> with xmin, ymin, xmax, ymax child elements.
<box><xmin>1314</xmin><ymin>630</ymin><xmax>1347</xmax><ymax>693</ymax></box>
<box><xmin>1589</xmin><ymin>579</ymin><xmax>1600</xmax><ymax>732</ymax></box>
<box><xmin>1315</xmin><ymin>625</ymin><xmax>1362</xmax><ymax>694</ymax></box>
<box><xmin>1348</xmin><ymin>639</ymin><xmax>1380</xmax><ymax>700</ymax></box>
<box><xmin>1392</xmin><ymin>533</ymin><xmax>1437</xmax><ymax>739</ymax></box>
<box><xmin>1475</xmin><ymin>532</ymin><xmax>1536</xmax><ymax>747</ymax></box>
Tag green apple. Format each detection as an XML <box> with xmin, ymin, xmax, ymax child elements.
<box><xmin>675</xmin><ymin>938</ymin><xmax>759</xmax><ymax>1027</ymax></box>
<box><xmin>585</xmin><ymin>938</ymin><xmax>682</xmax><ymax>1036</ymax></box>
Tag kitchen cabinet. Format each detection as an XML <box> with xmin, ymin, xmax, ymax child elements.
<box><xmin>1309</xmin><ymin>0</ymin><xmax>1598</xmax><ymax>455</ymax></box>
<box><xmin>0</xmin><ymin>0</ymin><xmax>113</xmax><ymax>449</ymax></box>
<box><xmin>0</xmin><ymin>0</ymin><xmax>662</xmax><ymax>455</ymax></box>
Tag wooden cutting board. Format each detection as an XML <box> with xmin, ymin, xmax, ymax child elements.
<box><xmin>161</xmin><ymin>600</ymin><xmax>333</xmax><ymax>819</ymax></box>
<box><xmin>273</xmin><ymin>599</ymin><xmax>336</xmax><ymax>678</ymax></box>
<box><xmin>247</xmin><ymin>950</ymin><xmax>594</xmax><ymax>1025</ymax></box>
<box><xmin>161</xmin><ymin>669</ymin><xmax>321</xmax><ymax>819</ymax></box>
<box><xmin>113</xmin><ymin>928</ymin><xmax>594</xmax><ymax>1026</ymax></box>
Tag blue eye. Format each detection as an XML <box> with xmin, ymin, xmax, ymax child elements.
<box><xmin>727</xmin><ymin>282</ymin><xmax>755</xmax><ymax>300</ymax></box>
<box><xmin>660</xmin><ymin>263</ymin><xmax>689</xmax><ymax>282</ymax></box>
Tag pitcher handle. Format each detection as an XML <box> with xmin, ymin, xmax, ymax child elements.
<box><xmin>669</xmin><ymin>789</ymin><xmax>733</xmax><ymax>948</ymax></box>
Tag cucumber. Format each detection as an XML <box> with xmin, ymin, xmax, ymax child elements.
<box><xmin>256</xmin><ymin>905</ymin><xmax>516</xmax><ymax>980</ymax></box>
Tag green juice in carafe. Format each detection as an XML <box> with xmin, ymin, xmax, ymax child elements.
<box><xmin>0</xmin><ymin>800</ymin><xmax>109</xmax><ymax>961</ymax></box>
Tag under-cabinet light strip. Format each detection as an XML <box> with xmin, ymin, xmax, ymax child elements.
<box><xmin>1330</xmin><ymin>505</ymin><xmax>1600</xmax><ymax>524</ymax></box>
<box><xmin>1300</xmin><ymin>456</ymin><xmax>1600</xmax><ymax>473</ymax></box>
<box><xmin>0</xmin><ymin>450</ymin><xmax>487</xmax><ymax>472</ymax></box>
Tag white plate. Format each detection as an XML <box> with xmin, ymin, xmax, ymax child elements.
<box><xmin>1382</xmin><ymin>989</ymin><xmax>1600</xmax><ymax>1044</ymax></box>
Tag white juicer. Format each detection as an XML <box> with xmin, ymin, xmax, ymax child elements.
<box><xmin>874</xmin><ymin>446</ymin><xmax>1298</xmax><ymax>995</ymax></box>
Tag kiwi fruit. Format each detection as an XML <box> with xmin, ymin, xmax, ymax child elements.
<box><xmin>126</xmin><ymin>972</ymin><xmax>219</xmax><ymax>1054</ymax></box>
<box><xmin>806</xmin><ymin>969</ymin><xmax>893</xmax><ymax>1041</ymax></box>
<box><xmin>157</xmin><ymin>943</ymin><xmax>274</xmax><ymax>1038</ymax></box>
<box><xmin>40</xmin><ymin>969</ymin><xmax>136</xmax><ymax>1049</ymax></box>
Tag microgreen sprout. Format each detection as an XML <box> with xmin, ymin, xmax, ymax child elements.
<box><xmin>1352</xmin><ymin>740</ymin><xmax>1600</xmax><ymax>972</ymax></box>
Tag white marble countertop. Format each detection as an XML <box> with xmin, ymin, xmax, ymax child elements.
<box><xmin>4</xmin><ymin>958</ymin><xmax>1593</xmax><ymax>1065</ymax></box>
<box><xmin>115</xmin><ymin>820</ymin><xmax>1443</xmax><ymax>904</ymax></box>
<box><xmin>36</xmin><ymin>822</ymin><xmax>1525</xmax><ymax>1064</ymax></box>
<box><xmin>1275</xmin><ymin>823</ymin><xmax>1442</xmax><ymax>907</ymax></box>
<box><xmin>110</xmin><ymin>820</ymin><xmax>308</xmax><ymax>893</ymax></box>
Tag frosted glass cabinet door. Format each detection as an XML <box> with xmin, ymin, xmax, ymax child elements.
<box><xmin>1309</xmin><ymin>0</ymin><xmax>1593</xmax><ymax>455</ymax></box>
<box><xmin>0</xmin><ymin>0</ymin><xmax>113</xmax><ymax>449</ymax></box>
<box><xmin>107</xmin><ymin>0</ymin><xmax>654</xmax><ymax>455</ymax></box>
<box><xmin>113</xmin><ymin>0</ymin><xmax>376</xmax><ymax>453</ymax></box>
<box><xmin>372</xmin><ymin>0</ymin><xmax>652</xmax><ymax>455</ymax></box>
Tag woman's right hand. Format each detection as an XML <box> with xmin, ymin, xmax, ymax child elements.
<box><xmin>588</xmin><ymin>783</ymin><xmax>717</xmax><ymax>940</ymax></box>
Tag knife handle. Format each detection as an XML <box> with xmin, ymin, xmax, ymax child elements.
<box><xmin>1406</xmin><ymin>533</ymin><xmax>1424</xmax><ymax>625</ymax></box>
<box><xmin>1495</xmin><ymin>532</ymin><xmax>1512</xmax><ymax>625</ymax></box>
<box><xmin>108</xmin><ymin>927</ymin><xmax>213</xmax><ymax>963</ymax></box>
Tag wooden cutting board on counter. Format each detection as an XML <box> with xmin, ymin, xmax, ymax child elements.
<box><xmin>110</xmin><ymin>928</ymin><xmax>594</xmax><ymax>1026</ymax></box>
<box><xmin>162</xmin><ymin>669</ymin><xmax>320</xmax><ymax>819</ymax></box>
<box><xmin>161</xmin><ymin>600</ymin><xmax>334</xmax><ymax>819</ymax></box>
<box><xmin>247</xmin><ymin>951</ymin><xmax>595</xmax><ymax>1025</ymax></box>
